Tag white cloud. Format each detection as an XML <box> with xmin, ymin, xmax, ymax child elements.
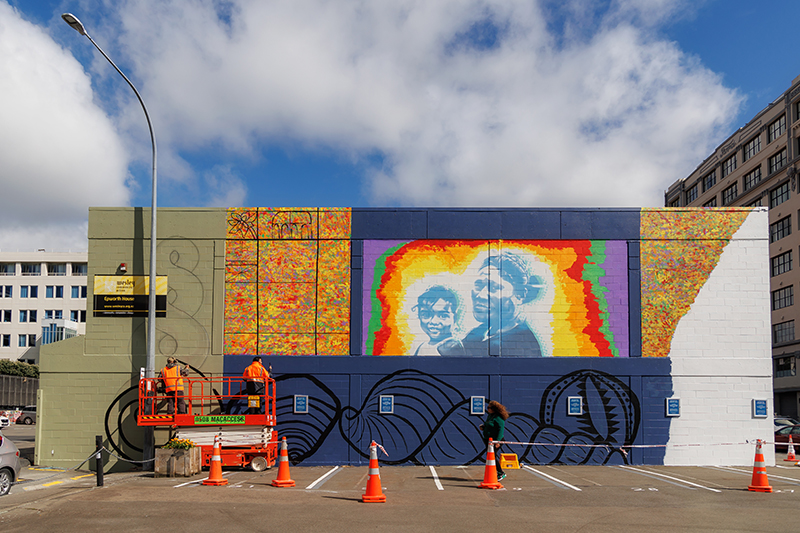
<box><xmin>103</xmin><ymin>0</ymin><xmax>739</xmax><ymax>208</ymax></box>
<box><xmin>0</xmin><ymin>2</ymin><xmax>131</xmax><ymax>251</ymax></box>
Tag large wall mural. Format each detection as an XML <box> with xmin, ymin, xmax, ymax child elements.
<box><xmin>223</xmin><ymin>208</ymin><xmax>352</xmax><ymax>356</ymax></box>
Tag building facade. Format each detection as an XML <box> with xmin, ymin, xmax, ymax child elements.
<box><xmin>0</xmin><ymin>252</ymin><xmax>88</xmax><ymax>363</ymax></box>
<box><xmin>665</xmin><ymin>75</ymin><xmax>800</xmax><ymax>419</ymax></box>
<box><xmin>36</xmin><ymin>206</ymin><xmax>771</xmax><ymax>470</ymax></box>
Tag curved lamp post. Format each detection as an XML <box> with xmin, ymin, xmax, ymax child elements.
<box><xmin>62</xmin><ymin>13</ymin><xmax>158</xmax><ymax>467</ymax></box>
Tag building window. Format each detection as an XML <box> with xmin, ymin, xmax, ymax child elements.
<box><xmin>686</xmin><ymin>185</ymin><xmax>698</xmax><ymax>204</ymax></box>
<box><xmin>669</xmin><ymin>197</ymin><xmax>680</xmax><ymax>207</ymax></box>
<box><xmin>748</xmin><ymin>197</ymin><xmax>764</xmax><ymax>207</ymax></box>
<box><xmin>743</xmin><ymin>135</ymin><xmax>762</xmax><ymax>161</ymax></box>
<box><xmin>776</xmin><ymin>356</ymin><xmax>796</xmax><ymax>378</ymax></box>
<box><xmin>46</xmin><ymin>285</ymin><xmax>64</xmax><ymax>298</ymax></box>
<box><xmin>70</xmin><ymin>310</ymin><xmax>87</xmax><ymax>323</ymax></box>
<box><xmin>770</xmin><ymin>216</ymin><xmax>792</xmax><ymax>242</ymax></box>
<box><xmin>47</xmin><ymin>263</ymin><xmax>66</xmax><ymax>276</ymax></box>
<box><xmin>71</xmin><ymin>263</ymin><xmax>87</xmax><ymax>276</ymax></box>
<box><xmin>1</xmin><ymin>334</ymin><xmax>9</xmax><ymax>347</ymax></box>
<box><xmin>0</xmin><ymin>286</ymin><xmax>10</xmax><ymax>298</ymax></box>
<box><xmin>44</xmin><ymin>310</ymin><xmax>64</xmax><ymax>320</ymax></box>
<box><xmin>722</xmin><ymin>183</ymin><xmax>738</xmax><ymax>205</ymax></box>
<box><xmin>0</xmin><ymin>263</ymin><xmax>13</xmax><ymax>276</ymax></box>
<box><xmin>744</xmin><ymin>167</ymin><xmax>762</xmax><ymax>190</ymax></box>
<box><xmin>722</xmin><ymin>155</ymin><xmax>737</xmax><ymax>177</ymax></box>
<box><xmin>772</xmin><ymin>250</ymin><xmax>793</xmax><ymax>277</ymax></box>
<box><xmin>21</xmin><ymin>263</ymin><xmax>41</xmax><ymax>276</ymax></box>
<box><xmin>774</xmin><ymin>320</ymin><xmax>795</xmax><ymax>345</ymax></box>
<box><xmin>19</xmin><ymin>286</ymin><xmax>38</xmax><ymax>298</ymax></box>
<box><xmin>771</xmin><ymin>182</ymin><xmax>790</xmax><ymax>208</ymax></box>
<box><xmin>703</xmin><ymin>171</ymin><xmax>717</xmax><ymax>192</ymax></box>
<box><xmin>796</xmin><ymin>101</ymin><xmax>800</xmax><ymax>121</ymax></box>
<box><xmin>768</xmin><ymin>114</ymin><xmax>787</xmax><ymax>143</ymax></box>
<box><xmin>19</xmin><ymin>310</ymin><xmax>37</xmax><ymax>323</ymax></box>
<box><xmin>18</xmin><ymin>334</ymin><xmax>36</xmax><ymax>348</ymax></box>
<box><xmin>71</xmin><ymin>285</ymin><xmax>87</xmax><ymax>299</ymax></box>
<box><xmin>703</xmin><ymin>197</ymin><xmax>717</xmax><ymax>208</ymax></box>
<box><xmin>769</xmin><ymin>149</ymin><xmax>788</xmax><ymax>174</ymax></box>
<box><xmin>2</xmin><ymin>310</ymin><xmax>10</xmax><ymax>322</ymax></box>
<box><xmin>773</xmin><ymin>286</ymin><xmax>794</xmax><ymax>310</ymax></box>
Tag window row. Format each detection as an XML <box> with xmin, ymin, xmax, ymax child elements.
<box><xmin>774</xmin><ymin>320</ymin><xmax>795</xmax><ymax>345</ymax></box>
<box><xmin>776</xmin><ymin>355</ymin><xmax>796</xmax><ymax>378</ymax></box>
<box><xmin>0</xmin><ymin>263</ymin><xmax>87</xmax><ymax>276</ymax></box>
<box><xmin>0</xmin><ymin>309</ymin><xmax>86</xmax><ymax>323</ymax></box>
<box><xmin>0</xmin><ymin>334</ymin><xmax>37</xmax><ymax>348</ymax></box>
<box><xmin>773</xmin><ymin>286</ymin><xmax>794</xmax><ymax>310</ymax></box>
<box><xmin>0</xmin><ymin>285</ymin><xmax>87</xmax><ymax>299</ymax></box>
<box><xmin>770</xmin><ymin>215</ymin><xmax>792</xmax><ymax>243</ymax></box>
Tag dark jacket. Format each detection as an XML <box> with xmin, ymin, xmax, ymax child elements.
<box><xmin>482</xmin><ymin>412</ymin><xmax>505</xmax><ymax>444</ymax></box>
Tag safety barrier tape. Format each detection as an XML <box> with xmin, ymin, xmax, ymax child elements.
<box><xmin>495</xmin><ymin>439</ymin><xmax>777</xmax><ymax>448</ymax></box>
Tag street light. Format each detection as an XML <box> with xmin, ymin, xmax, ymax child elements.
<box><xmin>62</xmin><ymin>12</ymin><xmax>158</xmax><ymax>467</ymax></box>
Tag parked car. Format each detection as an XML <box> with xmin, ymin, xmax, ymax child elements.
<box><xmin>0</xmin><ymin>430</ymin><xmax>21</xmax><ymax>496</ymax></box>
<box><xmin>0</xmin><ymin>416</ymin><xmax>9</xmax><ymax>428</ymax></box>
<box><xmin>774</xmin><ymin>416</ymin><xmax>799</xmax><ymax>429</ymax></box>
<box><xmin>16</xmin><ymin>406</ymin><xmax>36</xmax><ymax>425</ymax></box>
<box><xmin>774</xmin><ymin>424</ymin><xmax>800</xmax><ymax>452</ymax></box>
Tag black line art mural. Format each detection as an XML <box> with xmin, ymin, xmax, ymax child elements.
<box><xmin>106</xmin><ymin>368</ymin><xmax>640</xmax><ymax>465</ymax></box>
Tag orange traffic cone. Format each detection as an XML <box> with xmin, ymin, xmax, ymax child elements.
<box><xmin>202</xmin><ymin>435</ymin><xmax>228</xmax><ymax>486</ymax></box>
<box><xmin>479</xmin><ymin>438</ymin><xmax>504</xmax><ymax>490</ymax></box>
<box><xmin>747</xmin><ymin>439</ymin><xmax>773</xmax><ymax>493</ymax></box>
<box><xmin>362</xmin><ymin>441</ymin><xmax>386</xmax><ymax>503</ymax></box>
<box><xmin>784</xmin><ymin>435</ymin><xmax>797</xmax><ymax>462</ymax></box>
<box><xmin>271</xmin><ymin>437</ymin><xmax>295</xmax><ymax>487</ymax></box>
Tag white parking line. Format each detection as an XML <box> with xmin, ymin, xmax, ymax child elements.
<box><xmin>306</xmin><ymin>466</ymin><xmax>341</xmax><ymax>489</ymax></box>
<box><xmin>522</xmin><ymin>465</ymin><xmax>582</xmax><ymax>491</ymax></box>
<box><xmin>173</xmin><ymin>472</ymin><xmax>231</xmax><ymax>488</ymax></box>
<box><xmin>429</xmin><ymin>466</ymin><xmax>444</xmax><ymax>490</ymax></box>
<box><xmin>620</xmin><ymin>466</ymin><xmax>721</xmax><ymax>492</ymax></box>
<box><xmin>710</xmin><ymin>465</ymin><xmax>800</xmax><ymax>485</ymax></box>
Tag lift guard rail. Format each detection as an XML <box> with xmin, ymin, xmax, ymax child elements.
<box><xmin>137</xmin><ymin>376</ymin><xmax>276</xmax><ymax>427</ymax></box>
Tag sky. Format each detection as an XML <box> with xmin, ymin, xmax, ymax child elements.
<box><xmin>1</xmin><ymin>0</ymin><xmax>798</xmax><ymax>252</ymax></box>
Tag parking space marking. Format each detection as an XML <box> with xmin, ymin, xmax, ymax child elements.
<box><xmin>70</xmin><ymin>474</ymin><xmax>94</xmax><ymax>480</ymax></box>
<box><xmin>42</xmin><ymin>481</ymin><xmax>65</xmax><ymax>487</ymax></box>
<box><xmin>306</xmin><ymin>466</ymin><xmax>341</xmax><ymax>489</ymax></box>
<box><xmin>522</xmin><ymin>465</ymin><xmax>582</xmax><ymax>491</ymax></box>
<box><xmin>709</xmin><ymin>466</ymin><xmax>800</xmax><ymax>486</ymax></box>
<box><xmin>619</xmin><ymin>466</ymin><xmax>720</xmax><ymax>492</ymax></box>
<box><xmin>173</xmin><ymin>471</ymin><xmax>231</xmax><ymax>488</ymax></box>
<box><xmin>429</xmin><ymin>466</ymin><xmax>444</xmax><ymax>491</ymax></box>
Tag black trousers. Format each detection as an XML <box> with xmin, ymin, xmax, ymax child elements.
<box><xmin>166</xmin><ymin>390</ymin><xmax>187</xmax><ymax>415</ymax></box>
<box><xmin>246</xmin><ymin>381</ymin><xmax>265</xmax><ymax>414</ymax></box>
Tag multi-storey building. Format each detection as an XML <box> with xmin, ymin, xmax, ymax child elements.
<box><xmin>0</xmin><ymin>251</ymin><xmax>88</xmax><ymax>363</ymax></box>
<box><xmin>665</xmin><ymin>74</ymin><xmax>800</xmax><ymax>418</ymax></box>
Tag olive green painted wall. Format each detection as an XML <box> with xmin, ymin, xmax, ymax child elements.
<box><xmin>37</xmin><ymin>208</ymin><xmax>228</xmax><ymax>470</ymax></box>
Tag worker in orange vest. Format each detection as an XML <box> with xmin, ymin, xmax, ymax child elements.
<box><xmin>243</xmin><ymin>356</ymin><xmax>270</xmax><ymax>414</ymax></box>
<box><xmin>159</xmin><ymin>357</ymin><xmax>188</xmax><ymax>415</ymax></box>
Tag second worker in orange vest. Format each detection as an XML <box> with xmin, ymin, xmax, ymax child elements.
<box><xmin>243</xmin><ymin>356</ymin><xmax>270</xmax><ymax>414</ymax></box>
<box><xmin>160</xmin><ymin>357</ymin><xmax>189</xmax><ymax>415</ymax></box>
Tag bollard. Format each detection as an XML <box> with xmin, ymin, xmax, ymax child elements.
<box><xmin>95</xmin><ymin>435</ymin><xmax>104</xmax><ymax>487</ymax></box>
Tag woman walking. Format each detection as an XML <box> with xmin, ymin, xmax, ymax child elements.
<box><xmin>481</xmin><ymin>400</ymin><xmax>510</xmax><ymax>480</ymax></box>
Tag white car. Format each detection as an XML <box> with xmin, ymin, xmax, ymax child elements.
<box><xmin>0</xmin><ymin>416</ymin><xmax>10</xmax><ymax>429</ymax></box>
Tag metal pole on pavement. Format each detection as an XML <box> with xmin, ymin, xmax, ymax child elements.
<box><xmin>63</xmin><ymin>13</ymin><xmax>158</xmax><ymax>469</ymax></box>
<box><xmin>95</xmin><ymin>435</ymin><xmax>104</xmax><ymax>487</ymax></box>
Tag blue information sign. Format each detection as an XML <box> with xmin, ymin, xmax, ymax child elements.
<box><xmin>379</xmin><ymin>395</ymin><xmax>394</xmax><ymax>414</ymax></box>
<box><xmin>752</xmin><ymin>399</ymin><xmax>767</xmax><ymax>418</ymax></box>
<box><xmin>470</xmin><ymin>396</ymin><xmax>485</xmax><ymax>415</ymax></box>
<box><xmin>666</xmin><ymin>398</ymin><xmax>681</xmax><ymax>417</ymax></box>
<box><xmin>568</xmin><ymin>396</ymin><xmax>582</xmax><ymax>416</ymax></box>
<box><xmin>294</xmin><ymin>395</ymin><xmax>309</xmax><ymax>414</ymax></box>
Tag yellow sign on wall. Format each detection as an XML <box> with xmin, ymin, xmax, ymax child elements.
<box><xmin>93</xmin><ymin>275</ymin><xmax>168</xmax><ymax>317</ymax></box>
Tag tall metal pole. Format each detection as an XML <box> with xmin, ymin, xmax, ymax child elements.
<box><xmin>63</xmin><ymin>13</ymin><xmax>157</xmax><ymax>467</ymax></box>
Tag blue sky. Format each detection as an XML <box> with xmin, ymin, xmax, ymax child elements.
<box><xmin>0</xmin><ymin>0</ymin><xmax>798</xmax><ymax>251</ymax></box>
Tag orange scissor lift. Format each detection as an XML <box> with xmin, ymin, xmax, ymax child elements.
<box><xmin>137</xmin><ymin>375</ymin><xmax>279</xmax><ymax>471</ymax></box>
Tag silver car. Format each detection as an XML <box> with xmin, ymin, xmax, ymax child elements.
<box><xmin>0</xmin><ymin>430</ymin><xmax>21</xmax><ymax>496</ymax></box>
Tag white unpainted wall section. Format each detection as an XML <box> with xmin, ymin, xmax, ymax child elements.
<box><xmin>664</xmin><ymin>208</ymin><xmax>773</xmax><ymax>466</ymax></box>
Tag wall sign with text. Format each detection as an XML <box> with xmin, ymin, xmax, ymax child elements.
<box><xmin>93</xmin><ymin>275</ymin><xmax>167</xmax><ymax>317</ymax></box>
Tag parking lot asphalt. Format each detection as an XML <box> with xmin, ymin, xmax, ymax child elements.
<box><xmin>3</xmin><ymin>425</ymin><xmax>800</xmax><ymax>532</ymax></box>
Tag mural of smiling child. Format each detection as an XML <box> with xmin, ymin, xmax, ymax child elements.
<box><xmin>412</xmin><ymin>285</ymin><xmax>466</xmax><ymax>356</ymax></box>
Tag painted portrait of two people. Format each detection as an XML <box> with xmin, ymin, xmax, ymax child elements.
<box><xmin>411</xmin><ymin>250</ymin><xmax>546</xmax><ymax>357</ymax></box>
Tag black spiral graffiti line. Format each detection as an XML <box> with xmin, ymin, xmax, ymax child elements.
<box><xmin>103</xmin><ymin>359</ymin><xmax>222</xmax><ymax>460</ymax></box>
<box><xmin>104</xmin><ymin>367</ymin><xmax>640</xmax><ymax>466</ymax></box>
<box><xmin>274</xmin><ymin>368</ymin><xmax>640</xmax><ymax>466</ymax></box>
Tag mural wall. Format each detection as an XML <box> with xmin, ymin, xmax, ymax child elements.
<box><xmin>74</xmin><ymin>206</ymin><xmax>769</xmax><ymax>469</ymax></box>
